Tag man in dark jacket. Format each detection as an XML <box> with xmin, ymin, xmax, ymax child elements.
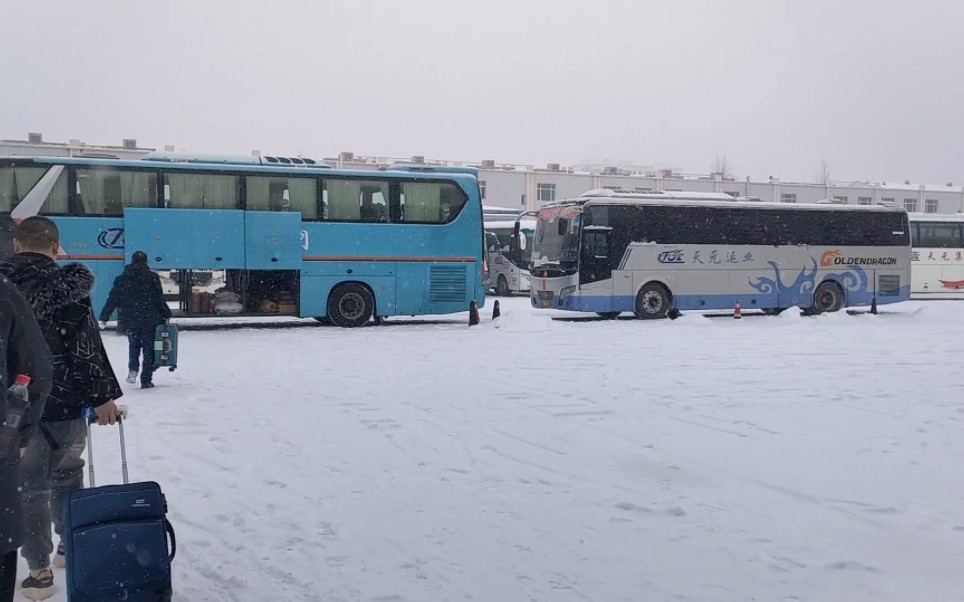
<box><xmin>0</xmin><ymin>216</ymin><xmax>122</xmax><ymax>599</ymax></box>
<box><xmin>99</xmin><ymin>250</ymin><xmax>171</xmax><ymax>389</ymax></box>
<box><xmin>0</xmin><ymin>274</ymin><xmax>52</xmax><ymax>602</ymax></box>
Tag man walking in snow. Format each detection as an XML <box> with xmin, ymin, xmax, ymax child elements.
<box><xmin>0</xmin><ymin>216</ymin><xmax>123</xmax><ymax>600</ymax></box>
<box><xmin>0</xmin><ymin>275</ymin><xmax>52</xmax><ymax>602</ymax></box>
<box><xmin>99</xmin><ymin>250</ymin><xmax>171</xmax><ymax>389</ymax></box>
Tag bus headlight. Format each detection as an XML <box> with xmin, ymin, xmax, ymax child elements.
<box><xmin>558</xmin><ymin>285</ymin><xmax>577</xmax><ymax>304</ymax></box>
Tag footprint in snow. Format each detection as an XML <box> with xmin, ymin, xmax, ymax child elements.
<box><xmin>827</xmin><ymin>560</ymin><xmax>880</xmax><ymax>573</ymax></box>
<box><xmin>615</xmin><ymin>502</ymin><xmax>687</xmax><ymax>516</ymax></box>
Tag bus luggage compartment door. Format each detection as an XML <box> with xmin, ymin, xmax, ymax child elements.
<box><xmin>124</xmin><ymin>208</ymin><xmax>245</xmax><ymax>269</ymax></box>
<box><xmin>244</xmin><ymin>212</ymin><xmax>304</xmax><ymax>270</ymax></box>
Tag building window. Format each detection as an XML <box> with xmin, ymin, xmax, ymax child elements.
<box><xmin>780</xmin><ymin>193</ymin><xmax>796</xmax><ymax>203</ymax></box>
<box><xmin>903</xmin><ymin>198</ymin><xmax>917</xmax><ymax>212</ymax></box>
<box><xmin>880</xmin><ymin>197</ymin><xmax>895</xmax><ymax>206</ymax></box>
<box><xmin>833</xmin><ymin>195</ymin><xmax>848</xmax><ymax>203</ymax></box>
<box><xmin>478</xmin><ymin>180</ymin><xmax>486</xmax><ymax>200</ymax></box>
<box><xmin>536</xmin><ymin>183</ymin><xmax>556</xmax><ymax>203</ymax></box>
<box><xmin>857</xmin><ymin>196</ymin><xmax>872</xmax><ymax>205</ymax></box>
<box><xmin>925</xmin><ymin>199</ymin><xmax>938</xmax><ymax>213</ymax></box>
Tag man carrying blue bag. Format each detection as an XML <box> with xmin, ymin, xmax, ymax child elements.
<box><xmin>99</xmin><ymin>251</ymin><xmax>172</xmax><ymax>390</ymax></box>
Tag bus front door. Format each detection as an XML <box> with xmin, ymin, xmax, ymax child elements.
<box><xmin>579</xmin><ymin>227</ymin><xmax>614</xmax><ymax>286</ymax></box>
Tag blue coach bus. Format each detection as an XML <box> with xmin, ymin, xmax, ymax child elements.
<box><xmin>0</xmin><ymin>154</ymin><xmax>486</xmax><ymax>327</ymax></box>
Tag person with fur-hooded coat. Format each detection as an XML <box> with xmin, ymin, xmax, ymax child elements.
<box><xmin>0</xmin><ymin>216</ymin><xmax>122</xmax><ymax>597</ymax></box>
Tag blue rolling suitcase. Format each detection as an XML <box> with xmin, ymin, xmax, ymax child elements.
<box><xmin>64</xmin><ymin>409</ymin><xmax>176</xmax><ymax>601</ymax></box>
<box><xmin>154</xmin><ymin>321</ymin><xmax>178</xmax><ymax>372</ymax></box>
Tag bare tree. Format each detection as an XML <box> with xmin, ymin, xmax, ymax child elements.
<box><xmin>712</xmin><ymin>156</ymin><xmax>733</xmax><ymax>179</ymax></box>
<box><xmin>816</xmin><ymin>159</ymin><xmax>832</xmax><ymax>185</ymax></box>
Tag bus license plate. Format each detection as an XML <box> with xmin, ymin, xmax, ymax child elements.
<box><xmin>537</xmin><ymin>290</ymin><xmax>554</xmax><ymax>308</ymax></box>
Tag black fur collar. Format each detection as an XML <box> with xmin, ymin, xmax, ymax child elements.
<box><xmin>0</xmin><ymin>253</ymin><xmax>95</xmax><ymax>319</ymax></box>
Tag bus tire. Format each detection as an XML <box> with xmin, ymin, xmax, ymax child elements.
<box><xmin>634</xmin><ymin>282</ymin><xmax>672</xmax><ymax>320</ymax></box>
<box><xmin>327</xmin><ymin>283</ymin><xmax>375</xmax><ymax>327</ymax></box>
<box><xmin>496</xmin><ymin>275</ymin><xmax>510</xmax><ymax>296</ymax></box>
<box><xmin>812</xmin><ymin>281</ymin><xmax>845</xmax><ymax>314</ymax></box>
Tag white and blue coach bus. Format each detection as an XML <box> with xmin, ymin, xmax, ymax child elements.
<box><xmin>525</xmin><ymin>189</ymin><xmax>911</xmax><ymax>318</ymax></box>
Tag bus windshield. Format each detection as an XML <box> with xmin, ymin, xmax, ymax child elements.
<box><xmin>533</xmin><ymin>207</ymin><xmax>581</xmax><ymax>273</ymax></box>
<box><xmin>516</xmin><ymin>228</ymin><xmax>534</xmax><ymax>267</ymax></box>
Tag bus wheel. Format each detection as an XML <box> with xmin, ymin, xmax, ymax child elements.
<box><xmin>596</xmin><ymin>312</ymin><xmax>620</xmax><ymax>319</ymax></box>
<box><xmin>327</xmin><ymin>283</ymin><xmax>375</xmax><ymax>327</ymax></box>
<box><xmin>634</xmin><ymin>283</ymin><xmax>671</xmax><ymax>319</ymax></box>
<box><xmin>812</xmin><ymin>281</ymin><xmax>845</xmax><ymax>314</ymax></box>
<box><xmin>496</xmin><ymin>275</ymin><xmax>510</xmax><ymax>296</ymax></box>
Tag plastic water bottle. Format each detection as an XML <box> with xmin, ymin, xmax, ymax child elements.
<box><xmin>1</xmin><ymin>374</ymin><xmax>30</xmax><ymax>451</ymax></box>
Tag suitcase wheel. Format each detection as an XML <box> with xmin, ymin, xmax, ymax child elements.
<box><xmin>169</xmin><ymin>366</ymin><xmax>176</xmax><ymax>372</ymax></box>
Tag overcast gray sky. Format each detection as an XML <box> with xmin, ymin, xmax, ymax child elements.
<box><xmin>3</xmin><ymin>0</ymin><xmax>963</xmax><ymax>185</ymax></box>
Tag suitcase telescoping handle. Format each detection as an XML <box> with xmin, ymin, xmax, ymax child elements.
<box><xmin>83</xmin><ymin>406</ymin><xmax>177</xmax><ymax>563</ymax></box>
<box><xmin>84</xmin><ymin>405</ymin><xmax>130</xmax><ymax>487</ymax></box>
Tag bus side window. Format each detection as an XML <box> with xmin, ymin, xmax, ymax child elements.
<box><xmin>918</xmin><ymin>222</ymin><xmax>963</xmax><ymax>248</ymax></box>
<box><xmin>165</xmin><ymin>173</ymin><xmax>239</xmax><ymax>210</ymax></box>
<box><xmin>485</xmin><ymin>232</ymin><xmax>499</xmax><ymax>252</ymax></box>
<box><xmin>0</xmin><ymin>165</ymin><xmax>70</xmax><ymax>215</ymax></box>
<box><xmin>75</xmin><ymin>168</ymin><xmax>156</xmax><ymax>215</ymax></box>
<box><xmin>324</xmin><ymin>179</ymin><xmax>389</xmax><ymax>222</ymax></box>
<box><xmin>584</xmin><ymin>231</ymin><xmax>610</xmax><ymax>259</ymax></box>
<box><xmin>246</xmin><ymin>176</ymin><xmax>318</xmax><ymax>219</ymax></box>
<box><xmin>397</xmin><ymin>182</ymin><xmax>467</xmax><ymax>224</ymax></box>
<box><xmin>360</xmin><ymin>185</ymin><xmax>389</xmax><ymax>223</ymax></box>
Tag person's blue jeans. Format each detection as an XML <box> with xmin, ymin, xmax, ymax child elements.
<box><xmin>127</xmin><ymin>326</ymin><xmax>156</xmax><ymax>384</ymax></box>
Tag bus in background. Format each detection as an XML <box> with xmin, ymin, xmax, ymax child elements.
<box><xmin>485</xmin><ymin>217</ymin><xmax>535</xmax><ymax>296</ymax></box>
<box><xmin>0</xmin><ymin>154</ymin><xmax>486</xmax><ymax>327</ymax></box>
<box><xmin>526</xmin><ymin>189</ymin><xmax>911</xmax><ymax>319</ymax></box>
<box><xmin>908</xmin><ymin>213</ymin><xmax>964</xmax><ymax>297</ymax></box>
<box><xmin>483</xmin><ymin>205</ymin><xmax>523</xmax><ymax>222</ymax></box>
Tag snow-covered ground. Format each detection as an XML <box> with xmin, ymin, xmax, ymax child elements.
<box><xmin>21</xmin><ymin>298</ymin><xmax>964</xmax><ymax>602</ymax></box>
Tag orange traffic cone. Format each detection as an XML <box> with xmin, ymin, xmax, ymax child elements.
<box><xmin>734</xmin><ymin>299</ymin><xmax>742</xmax><ymax>319</ymax></box>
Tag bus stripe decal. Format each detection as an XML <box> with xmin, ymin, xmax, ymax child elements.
<box><xmin>56</xmin><ymin>255</ymin><xmax>125</xmax><ymax>261</ymax></box>
<box><xmin>55</xmin><ymin>256</ymin><xmax>477</xmax><ymax>263</ymax></box>
<box><xmin>303</xmin><ymin>256</ymin><xmax>475</xmax><ymax>263</ymax></box>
